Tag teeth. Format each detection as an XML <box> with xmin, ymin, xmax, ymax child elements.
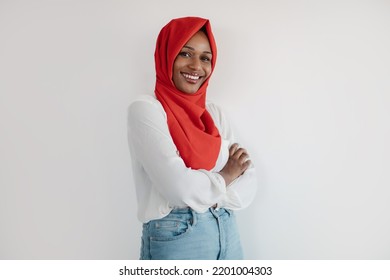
<box><xmin>182</xmin><ymin>73</ymin><xmax>200</xmax><ymax>80</ymax></box>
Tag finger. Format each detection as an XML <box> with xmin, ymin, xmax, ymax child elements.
<box><xmin>241</xmin><ymin>160</ymin><xmax>252</xmax><ymax>172</ymax></box>
<box><xmin>238</xmin><ymin>152</ymin><xmax>249</xmax><ymax>164</ymax></box>
<box><xmin>233</xmin><ymin>148</ymin><xmax>247</xmax><ymax>159</ymax></box>
<box><xmin>229</xmin><ymin>143</ymin><xmax>239</xmax><ymax>156</ymax></box>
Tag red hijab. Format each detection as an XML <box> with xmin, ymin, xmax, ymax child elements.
<box><xmin>155</xmin><ymin>17</ymin><xmax>221</xmax><ymax>170</ymax></box>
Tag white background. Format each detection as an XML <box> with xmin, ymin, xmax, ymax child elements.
<box><xmin>1</xmin><ymin>0</ymin><xmax>389</xmax><ymax>259</ymax></box>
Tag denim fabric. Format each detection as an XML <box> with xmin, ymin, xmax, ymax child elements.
<box><xmin>140</xmin><ymin>208</ymin><xmax>243</xmax><ymax>260</ymax></box>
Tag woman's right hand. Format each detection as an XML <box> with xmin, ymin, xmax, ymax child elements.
<box><xmin>218</xmin><ymin>143</ymin><xmax>251</xmax><ymax>186</ymax></box>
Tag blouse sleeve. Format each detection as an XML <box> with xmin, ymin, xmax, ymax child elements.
<box><xmin>207</xmin><ymin>103</ymin><xmax>258</xmax><ymax>210</ymax></box>
<box><xmin>127</xmin><ymin>97</ymin><xmax>226</xmax><ymax>213</ymax></box>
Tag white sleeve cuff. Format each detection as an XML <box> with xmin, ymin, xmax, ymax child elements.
<box><xmin>198</xmin><ymin>170</ymin><xmax>227</xmax><ymax>194</ymax></box>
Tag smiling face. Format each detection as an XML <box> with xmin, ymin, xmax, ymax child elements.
<box><xmin>172</xmin><ymin>31</ymin><xmax>213</xmax><ymax>94</ymax></box>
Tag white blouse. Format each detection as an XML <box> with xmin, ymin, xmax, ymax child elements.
<box><xmin>127</xmin><ymin>95</ymin><xmax>257</xmax><ymax>223</ymax></box>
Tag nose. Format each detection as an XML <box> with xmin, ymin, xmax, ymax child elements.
<box><xmin>188</xmin><ymin>57</ymin><xmax>201</xmax><ymax>71</ymax></box>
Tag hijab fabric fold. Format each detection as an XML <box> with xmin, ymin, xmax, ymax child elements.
<box><xmin>155</xmin><ymin>17</ymin><xmax>221</xmax><ymax>170</ymax></box>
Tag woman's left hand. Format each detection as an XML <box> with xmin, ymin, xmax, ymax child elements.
<box><xmin>218</xmin><ymin>143</ymin><xmax>251</xmax><ymax>186</ymax></box>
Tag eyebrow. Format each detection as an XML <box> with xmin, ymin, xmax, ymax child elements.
<box><xmin>183</xmin><ymin>45</ymin><xmax>212</xmax><ymax>55</ymax></box>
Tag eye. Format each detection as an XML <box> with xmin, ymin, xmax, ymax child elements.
<box><xmin>179</xmin><ymin>51</ymin><xmax>191</xmax><ymax>58</ymax></box>
<box><xmin>201</xmin><ymin>55</ymin><xmax>211</xmax><ymax>63</ymax></box>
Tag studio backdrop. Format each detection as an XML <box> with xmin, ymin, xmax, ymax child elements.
<box><xmin>1</xmin><ymin>0</ymin><xmax>389</xmax><ymax>259</ymax></box>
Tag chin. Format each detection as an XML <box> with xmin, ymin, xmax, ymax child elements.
<box><xmin>186</xmin><ymin>89</ymin><xmax>198</xmax><ymax>94</ymax></box>
<box><xmin>180</xmin><ymin>86</ymin><xmax>199</xmax><ymax>94</ymax></box>
<box><xmin>185</xmin><ymin>90</ymin><xmax>198</xmax><ymax>94</ymax></box>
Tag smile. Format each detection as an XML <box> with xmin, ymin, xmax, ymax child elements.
<box><xmin>181</xmin><ymin>72</ymin><xmax>201</xmax><ymax>81</ymax></box>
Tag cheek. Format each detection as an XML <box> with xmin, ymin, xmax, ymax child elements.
<box><xmin>172</xmin><ymin>63</ymin><xmax>180</xmax><ymax>83</ymax></box>
<box><xmin>172</xmin><ymin>59</ymin><xmax>184</xmax><ymax>77</ymax></box>
<box><xmin>204</xmin><ymin>65</ymin><xmax>212</xmax><ymax>79</ymax></box>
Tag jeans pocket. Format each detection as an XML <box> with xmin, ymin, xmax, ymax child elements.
<box><xmin>149</xmin><ymin>216</ymin><xmax>193</xmax><ymax>242</ymax></box>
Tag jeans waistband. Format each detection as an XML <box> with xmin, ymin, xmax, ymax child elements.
<box><xmin>170</xmin><ymin>207</ymin><xmax>231</xmax><ymax>217</ymax></box>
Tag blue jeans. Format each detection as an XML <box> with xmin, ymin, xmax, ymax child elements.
<box><xmin>140</xmin><ymin>208</ymin><xmax>243</xmax><ymax>260</ymax></box>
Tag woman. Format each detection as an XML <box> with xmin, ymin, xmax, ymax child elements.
<box><xmin>127</xmin><ymin>17</ymin><xmax>257</xmax><ymax>260</ymax></box>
